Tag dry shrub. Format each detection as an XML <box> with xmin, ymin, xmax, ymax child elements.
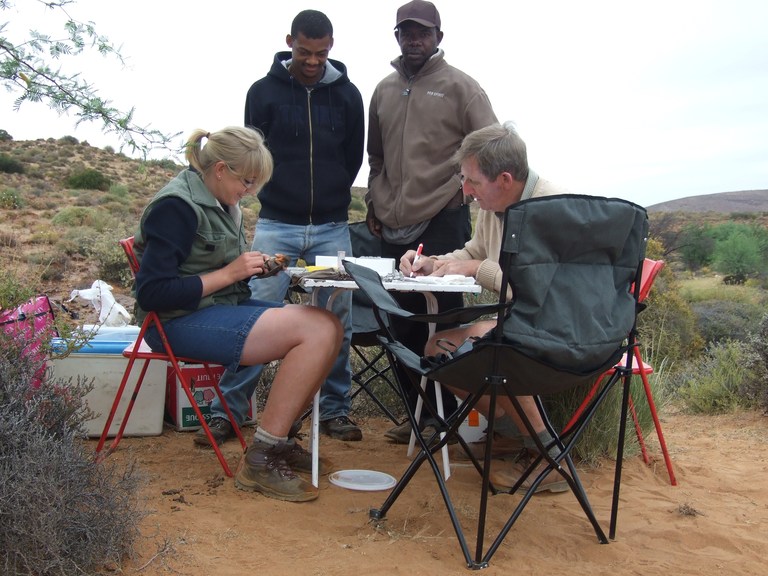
<box><xmin>0</xmin><ymin>332</ymin><xmax>146</xmax><ymax>575</ymax></box>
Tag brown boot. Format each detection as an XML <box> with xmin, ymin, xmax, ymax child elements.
<box><xmin>235</xmin><ymin>439</ymin><xmax>318</xmax><ymax>502</ymax></box>
<box><xmin>451</xmin><ymin>432</ymin><xmax>524</xmax><ymax>462</ymax></box>
<box><xmin>193</xmin><ymin>417</ymin><xmax>235</xmax><ymax>447</ymax></box>
<box><xmin>489</xmin><ymin>451</ymin><xmax>569</xmax><ymax>495</ymax></box>
<box><xmin>283</xmin><ymin>438</ymin><xmax>333</xmax><ymax>476</ymax></box>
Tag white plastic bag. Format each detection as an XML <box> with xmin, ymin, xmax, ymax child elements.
<box><xmin>68</xmin><ymin>280</ymin><xmax>131</xmax><ymax>327</ymax></box>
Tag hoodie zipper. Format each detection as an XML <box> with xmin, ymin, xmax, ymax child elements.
<box><xmin>306</xmin><ymin>87</ymin><xmax>314</xmax><ymax>224</ymax></box>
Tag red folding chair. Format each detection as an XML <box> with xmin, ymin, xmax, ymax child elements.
<box><xmin>564</xmin><ymin>258</ymin><xmax>676</xmax><ymax>485</ymax></box>
<box><xmin>94</xmin><ymin>237</ymin><xmax>247</xmax><ymax>477</ymax></box>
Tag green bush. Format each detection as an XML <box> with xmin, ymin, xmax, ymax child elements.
<box><xmin>692</xmin><ymin>300</ymin><xmax>765</xmax><ymax>344</ymax></box>
<box><xmin>0</xmin><ymin>269</ymin><xmax>35</xmax><ymax>310</ymax></box>
<box><xmin>91</xmin><ymin>227</ymin><xmax>135</xmax><ymax>286</ymax></box>
<box><xmin>679</xmin><ymin>223</ymin><xmax>715</xmax><ymax>270</ymax></box>
<box><xmin>746</xmin><ymin>314</ymin><xmax>768</xmax><ymax>412</ymax></box>
<box><xmin>57</xmin><ymin>135</ymin><xmax>79</xmax><ymax>145</ymax></box>
<box><xmin>674</xmin><ymin>340</ymin><xmax>763</xmax><ymax>413</ymax></box>
<box><xmin>349</xmin><ymin>195</ymin><xmax>366</xmax><ymax>215</ymax></box>
<box><xmin>713</xmin><ymin>231</ymin><xmax>762</xmax><ymax>278</ymax></box>
<box><xmin>638</xmin><ymin>239</ymin><xmax>702</xmax><ymax>366</ymax></box>
<box><xmin>0</xmin><ymin>153</ymin><xmax>24</xmax><ymax>174</ymax></box>
<box><xmin>107</xmin><ymin>182</ymin><xmax>129</xmax><ymax>199</ymax></box>
<box><xmin>144</xmin><ymin>158</ymin><xmax>181</xmax><ymax>171</ymax></box>
<box><xmin>51</xmin><ymin>206</ymin><xmax>108</xmax><ymax>229</ymax></box>
<box><xmin>66</xmin><ymin>168</ymin><xmax>111</xmax><ymax>191</ymax></box>
<box><xmin>0</xmin><ymin>188</ymin><xmax>24</xmax><ymax>209</ymax></box>
<box><xmin>0</xmin><ymin>129</ymin><xmax>12</xmax><ymax>142</ymax></box>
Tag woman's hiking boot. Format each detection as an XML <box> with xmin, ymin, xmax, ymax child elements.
<box><xmin>235</xmin><ymin>439</ymin><xmax>318</xmax><ymax>502</ymax></box>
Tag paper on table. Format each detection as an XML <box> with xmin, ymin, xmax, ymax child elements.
<box><xmin>405</xmin><ymin>275</ymin><xmax>476</xmax><ymax>285</ymax></box>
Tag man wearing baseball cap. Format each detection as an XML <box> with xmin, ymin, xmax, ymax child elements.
<box><xmin>395</xmin><ymin>0</ymin><xmax>442</xmax><ymax>29</ymax></box>
<box><xmin>366</xmin><ymin>1</ymin><xmax>499</xmax><ymax>445</ymax></box>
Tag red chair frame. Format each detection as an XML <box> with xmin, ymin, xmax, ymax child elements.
<box><xmin>94</xmin><ymin>237</ymin><xmax>247</xmax><ymax>476</ymax></box>
<box><xmin>564</xmin><ymin>258</ymin><xmax>677</xmax><ymax>485</ymax></box>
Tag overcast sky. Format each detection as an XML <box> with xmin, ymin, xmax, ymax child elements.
<box><xmin>2</xmin><ymin>0</ymin><xmax>766</xmax><ymax>207</ymax></box>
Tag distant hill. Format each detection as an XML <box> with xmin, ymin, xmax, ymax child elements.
<box><xmin>647</xmin><ymin>189</ymin><xmax>767</xmax><ymax>213</ymax></box>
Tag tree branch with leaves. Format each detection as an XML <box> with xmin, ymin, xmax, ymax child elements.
<box><xmin>0</xmin><ymin>0</ymin><xmax>179</xmax><ymax>156</ymax></box>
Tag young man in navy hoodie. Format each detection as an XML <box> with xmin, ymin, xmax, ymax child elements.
<box><xmin>197</xmin><ymin>9</ymin><xmax>365</xmax><ymax>447</ymax></box>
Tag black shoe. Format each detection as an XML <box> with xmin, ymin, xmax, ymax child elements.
<box><xmin>319</xmin><ymin>416</ymin><xmax>362</xmax><ymax>441</ymax></box>
<box><xmin>193</xmin><ymin>417</ymin><xmax>235</xmax><ymax>447</ymax></box>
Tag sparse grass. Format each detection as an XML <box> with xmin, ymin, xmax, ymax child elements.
<box><xmin>679</xmin><ymin>275</ymin><xmax>767</xmax><ymax>306</ymax></box>
<box><xmin>678</xmin><ymin>503</ymin><xmax>704</xmax><ymax>516</ymax></box>
<box><xmin>0</xmin><ymin>187</ymin><xmax>23</xmax><ymax>208</ymax></box>
<box><xmin>27</xmin><ymin>229</ymin><xmax>58</xmax><ymax>245</ymax></box>
<box><xmin>671</xmin><ymin>338</ymin><xmax>768</xmax><ymax>414</ymax></box>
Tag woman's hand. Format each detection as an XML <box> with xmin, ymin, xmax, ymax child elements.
<box><xmin>233</xmin><ymin>251</ymin><xmax>272</xmax><ymax>280</ymax></box>
<box><xmin>199</xmin><ymin>251</ymin><xmax>269</xmax><ymax>296</ymax></box>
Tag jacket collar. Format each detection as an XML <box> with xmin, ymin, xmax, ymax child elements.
<box><xmin>391</xmin><ymin>48</ymin><xmax>445</xmax><ymax>79</ymax></box>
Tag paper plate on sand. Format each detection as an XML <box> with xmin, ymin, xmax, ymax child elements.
<box><xmin>329</xmin><ymin>469</ymin><xmax>397</xmax><ymax>491</ymax></box>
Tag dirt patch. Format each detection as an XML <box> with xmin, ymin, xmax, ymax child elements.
<box><xmin>100</xmin><ymin>410</ymin><xmax>768</xmax><ymax>575</ymax></box>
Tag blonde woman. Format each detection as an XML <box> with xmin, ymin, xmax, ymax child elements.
<box><xmin>133</xmin><ymin>126</ymin><xmax>342</xmax><ymax>502</ymax></box>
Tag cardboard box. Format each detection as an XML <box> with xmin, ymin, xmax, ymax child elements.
<box><xmin>316</xmin><ymin>255</ymin><xmax>395</xmax><ymax>276</ymax></box>
<box><xmin>165</xmin><ymin>363</ymin><xmax>257</xmax><ymax>431</ymax></box>
<box><xmin>49</xmin><ymin>338</ymin><xmax>165</xmax><ymax>438</ymax></box>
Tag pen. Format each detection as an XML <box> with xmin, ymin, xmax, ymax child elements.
<box><xmin>410</xmin><ymin>243</ymin><xmax>424</xmax><ymax>277</ymax></box>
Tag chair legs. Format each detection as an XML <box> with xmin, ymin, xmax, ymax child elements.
<box><xmin>370</xmin><ymin>383</ymin><xmax>485</xmax><ymax>567</ymax></box>
<box><xmin>94</xmin><ymin>346</ymin><xmax>149</xmax><ymax>458</ymax></box>
<box><xmin>166</xmin><ymin>356</ymin><xmax>247</xmax><ymax>477</ymax></box>
<box><xmin>370</xmin><ymin>371</ymin><xmax>619</xmax><ymax>568</ymax></box>
<box><xmin>350</xmin><ymin>342</ymin><xmax>403</xmax><ymax>425</ymax></box>
<box><xmin>94</xmin><ymin>321</ymin><xmax>247</xmax><ymax>478</ymax></box>
<box><xmin>408</xmin><ymin>376</ymin><xmax>451</xmax><ymax>479</ymax></box>
<box><xmin>564</xmin><ymin>346</ymin><xmax>677</xmax><ymax>486</ymax></box>
<box><xmin>629</xmin><ymin>347</ymin><xmax>677</xmax><ymax>485</ymax></box>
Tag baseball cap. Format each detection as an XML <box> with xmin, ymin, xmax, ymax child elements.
<box><xmin>395</xmin><ymin>0</ymin><xmax>441</xmax><ymax>29</ymax></box>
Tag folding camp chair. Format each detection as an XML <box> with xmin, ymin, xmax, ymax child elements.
<box><xmin>564</xmin><ymin>258</ymin><xmax>677</xmax><ymax>485</ymax></box>
<box><xmin>94</xmin><ymin>237</ymin><xmax>247</xmax><ymax>477</ymax></box>
<box><xmin>344</xmin><ymin>194</ymin><xmax>649</xmax><ymax>569</ymax></box>
<box><xmin>348</xmin><ymin>221</ymin><xmax>403</xmax><ymax>425</ymax></box>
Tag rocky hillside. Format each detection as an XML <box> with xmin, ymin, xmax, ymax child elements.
<box><xmin>647</xmin><ymin>189</ymin><xmax>767</xmax><ymax>213</ymax></box>
<box><xmin>0</xmin><ymin>137</ymin><xmax>369</xmax><ymax>317</ymax></box>
<box><xmin>0</xmin><ymin>136</ymin><xmax>764</xmax><ymax>316</ymax></box>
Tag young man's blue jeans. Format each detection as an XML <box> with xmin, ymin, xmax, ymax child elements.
<box><xmin>208</xmin><ymin>218</ymin><xmax>353</xmax><ymax>425</ymax></box>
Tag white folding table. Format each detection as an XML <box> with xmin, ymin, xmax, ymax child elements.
<box><xmin>293</xmin><ymin>269</ymin><xmax>482</xmax><ymax>485</ymax></box>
